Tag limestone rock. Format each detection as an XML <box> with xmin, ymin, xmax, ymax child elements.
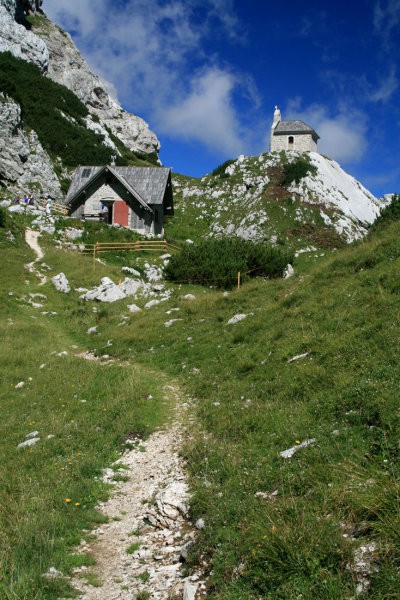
<box><xmin>283</xmin><ymin>264</ymin><xmax>294</xmax><ymax>278</ymax></box>
<box><xmin>183</xmin><ymin>580</ymin><xmax>198</xmax><ymax>600</ymax></box>
<box><xmin>0</xmin><ymin>4</ymin><xmax>48</xmax><ymax>72</ymax></box>
<box><xmin>51</xmin><ymin>272</ymin><xmax>70</xmax><ymax>293</ymax></box>
<box><xmin>0</xmin><ymin>93</ymin><xmax>62</xmax><ymax>198</ymax></box>
<box><xmin>31</xmin><ymin>16</ymin><xmax>160</xmax><ymax>156</ymax></box>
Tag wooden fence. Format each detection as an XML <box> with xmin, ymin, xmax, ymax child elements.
<box><xmin>39</xmin><ymin>199</ymin><xmax>69</xmax><ymax>216</ymax></box>
<box><xmin>74</xmin><ymin>240</ymin><xmax>180</xmax><ymax>265</ymax></box>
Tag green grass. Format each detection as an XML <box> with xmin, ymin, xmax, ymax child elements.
<box><xmin>126</xmin><ymin>542</ymin><xmax>141</xmax><ymax>555</ymax></box>
<box><xmin>0</xmin><ymin>220</ymin><xmax>172</xmax><ymax>598</ymax></box>
<box><xmin>82</xmin><ymin>220</ymin><xmax>400</xmax><ymax>597</ymax></box>
<box><xmin>2</xmin><ymin>210</ymin><xmax>400</xmax><ymax>597</ymax></box>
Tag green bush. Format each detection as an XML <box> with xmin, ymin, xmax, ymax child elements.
<box><xmin>371</xmin><ymin>194</ymin><xmax>400</xmax><ymax>229</ymax></box>
<box><xmin>165</xmin><ymin>237</ymin><xmax>293</xmax><ymax>288</ymax></box>
<box><xmin>0</xmin><ymin>206</ymin><xmax>6</xmax><ymax>228</ymax></box>
<box><xmin>282</xmin><ymin>156</ymin><xmax>317</xmax><ymax>186</ymax></box>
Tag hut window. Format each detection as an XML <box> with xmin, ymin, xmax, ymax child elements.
<box><xmin>82</xmin><ymin>168</ymin><xmax>91</xmax><ymax>178</ymax></box>
<box><xmin>288</xmin><ymin>136</ymin><xmax>294</xmax><ymax>146</ymax></box>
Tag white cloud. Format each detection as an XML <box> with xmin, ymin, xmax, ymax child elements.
<box><xmin>159</xmin><ymin>68</ymin><xmax>245</xmax><ymax>155</ymax></box>
<box><xmin>369</xmin><ymin>67</ymin><xmax>399</xmax><ymax>102</ymax></box>
<box><xmin>374</xmin><ymin>0</ymin><xmax>400</xmax><ymax>48</ymax></box>
<box><xmin>285</xmin><ymin>100</ymin><xmax>368</xmax><ymax>163</ymax></box>
<box><xmin>44</xmin><ymin>0</ymin><xmax>256</xmax><ymax>156</ymax></box>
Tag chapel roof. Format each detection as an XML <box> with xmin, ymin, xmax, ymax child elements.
<box><xmin>274</xmin><ymin>120</ymin><xmax>319</xmax><ymax>139</ymax></box>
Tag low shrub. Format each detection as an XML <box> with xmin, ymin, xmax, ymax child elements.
<box><xmin>165</xmin><ymin>237</ymin><xmax>293</xmax><ymax>288</ymax></box>
<box><xmin>0</xmin><ymin>206</ymin><xmax>6</xmax><ymax>228</ymax></box>
<box><xmin>371</xmin><ymin>194</ymin><xmax>400</xmax><ymax>229</ymax></box>
<box><xmin>282</xmin><ymin>156</ymin><xmax>317</xmax><ymax>186</ymax></box>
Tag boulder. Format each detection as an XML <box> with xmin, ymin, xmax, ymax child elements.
<box><xmin>51</xmin><ymin>272</ymin><xmax>70</xmax><ymax>293</ymax></box>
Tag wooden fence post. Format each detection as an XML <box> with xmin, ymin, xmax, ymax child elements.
<box><xmin>93</xmin><ymin>242</ymin><xmax>98</xmax><ymax>270</ymax></box>
<box><xmin>237</xmin><ymin>272</ymin><xmax>241</xmax><ymax>289</ymax></box>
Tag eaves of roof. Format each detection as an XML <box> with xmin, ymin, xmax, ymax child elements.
<box><xmin>67</xmin><ymin>165</ymin><xmax>153</xmax><ymax>212</ymax></box>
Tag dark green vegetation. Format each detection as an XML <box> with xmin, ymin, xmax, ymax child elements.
<box><xmin>2</xmin><ymin>205</ymin><xmax>400</xmax><ymax>597</ymax></box>
<box><xmin>165</xmin><ymin>237</ymin><xmax>293</xmax><ymax>288</ymax></box>
<box><xmin>281</xmin><ymin>154</ymin><xmax>318</xmax><ymax>186</ymax></box>
<box><xmin>0</xmin><ymin>52</ymin><xmax>155</xmax><ymax>190</ymax></box>
<box><xmin>371</xmin><ymin>193</ymin><xmax>400</xmax><ymax>230</ymax></box>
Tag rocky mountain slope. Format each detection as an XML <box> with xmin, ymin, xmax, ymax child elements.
<box><xmin>169</xmin><ymin>151</ymin><xmax>385</xmax><ymax>253</ymax></box>
<box><xmin>0</xmin><ymin>0</ymin><xmax>159</xmax><ymax>199</ymax></box>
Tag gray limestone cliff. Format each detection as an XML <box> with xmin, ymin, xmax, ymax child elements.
<box><xmin>0</xmin><ymin>0</ymin><xmax>160</xmax><ymax>199</ymax></box>
<box><xmin>31</xmin><ymin>17</ymin><xmax>160</xmax><ymax>156</ymax></box>
<box><xmin>0</xmin><ymin>1</ymin><xmax>48</xmax><ymax>71</ymax></box>
<box><xmin>0</xmin><ymin>93</ymin><xmax>62</xmax><ymax>197</ymax></box>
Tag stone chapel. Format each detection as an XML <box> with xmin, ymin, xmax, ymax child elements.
<box><xmin>270</xmin><ymin>106</ymin><xmax>319</xmax><ymax>153</ymax></box>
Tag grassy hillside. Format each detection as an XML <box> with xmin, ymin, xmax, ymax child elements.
<box><xmin>1</xmin><ymin>207</ymin><xmax>400</xmax><ymax>597</ymax></box>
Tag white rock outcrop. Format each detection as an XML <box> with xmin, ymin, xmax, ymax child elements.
<box><xmin>0</xmin><ymin>3</ymin><xmax>49</xmax><ymax>72</ymax></box>
<box><xmin>51</xmin><ymin>272</ymin><xmax>70</xmax><ymax>293</ymax></box>
<box><xmin>0</xmin><ymin>93</ymin><xmax>62</xmax><ymax>197</ymax></box>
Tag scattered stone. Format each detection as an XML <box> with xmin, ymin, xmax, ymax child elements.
<box><xmin>26</xmin><ymin>430</ymin><xmax>39</xmax><ymax>438</ymax></box>
<box><xmin>182</xmin><ymin>294</ymin><xmax>196</xmax><ymax>300</ymax></box>
<box><xmin>51</xmin><ymin>272</ymin><xmax>70</xmax><ymax>293</ymax></box>
<box><xmin>64</xmin><ymin>228</ymin><xmax>83</xmax><ymax>240</ymax></box>
<box><xmin>87</xmin><ymin>326</ymin><xmax>97</xmax><ymax>334</ymax></box>
<box><xmin>18</xmin><ymin>437</ymin><xmax>40</xmax><ymax>448</ymax></box>
<box><xmin>185</xmin><ymin>239</ymin><xmax>194</xmax><ymax>244</ymax></box>
<box><xmin>195</xmin><ymin>518</ymin><xmax>205</xmax><ymax>530</ymax></box>
<box><xmin>144</xmin><ymin>263</ymin><xmax>163</xmax><ymax>282</ymax></box>
<box><xmin>287</xmin><ymin>351</ymin><xmax>310</xmax><ymax>363</ymax></box>
<box><xmin>227</xmin><ymin>313</ymin><xmax>251</xmax><ymax>325</ymax></box>
<box><xmin>183</xmin><ymin>580</ymin><xmax>198</xmax><ymax>600</ymax></box>
<box><xmin>164</xmin><ymin>318</ymin><xmax>183</xmax><ymax>327</ymax></box>
<box><xmin>122</xmin><ymin>266</ymin><xmax>141</xmax><ymax>277</ymax></box>
<box><xmin>254</xmin><ymin>490</ymin><xmax>279</xmax><ymax>500</ymax></box>
<box><xmin>145</xmin><ymin>299</ymin><xmax>161</xmax><ymax>309</ymax></box>
<box><xmin>127</xmin><ymin>303</ymin><xmax>141</xmax><ymax>313</ymax></box>
<box><xmin>15</xmin><ymin>381</ymin><xmax>25</xmax><ymax>389</ymax></box>
<box><xmin>283</xmin><ymin>263</ymin><xmax>294</xmax><ymax>278</ymax></box>
<box><xmin>42</xmin><ymin>566</ymin><xmax>63</xmax><ymax>579</ymax></box>
<box><xmin>280</xmin><ymin>438</ymin><xmax>316</xmax><ymax>459</ymax></box>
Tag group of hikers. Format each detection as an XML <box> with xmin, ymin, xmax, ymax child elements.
<box><xmin>12</xmin><ymin>194</ymin><xmax>53</xmax><ymax>214</ymax></box>
<box><xmin>12</xmin><ymin>194</ymin><xmax>35</xmax><ymax>206</ymax></box>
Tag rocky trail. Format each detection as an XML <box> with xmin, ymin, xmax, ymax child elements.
<box><xmin>23</xmin><ymin>230</ymin><xmax>205</xmax><ymax>599</ymax></box>
<box><xmin>63</xmin><ymin>387</ymin><xmax>205</xmax><ymax>600</ymax></box>
<box><xmin>25</xmin><ymin>228</ymin><xmax>47</xmax><ymax>284</ymax></box>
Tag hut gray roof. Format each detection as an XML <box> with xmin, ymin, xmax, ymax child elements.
<box><xmin>274</xmin><ymin>120</ymin><xmax>319</xmax><ymax>139</ymax></box>
<box><xmin>65</xmin><ymin>166</ymin><xmax>172</xmax><ymax>210</ymax></box>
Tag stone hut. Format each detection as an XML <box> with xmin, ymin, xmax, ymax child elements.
<box><xmin>66</xmin><ymin>165</ymin><xmax>173</xmax><ymax>236</ymax></box>
<box><xmin>270</xmin><ymin>106</ymin><xmax>319</xmax><ymax>153</ymax></box>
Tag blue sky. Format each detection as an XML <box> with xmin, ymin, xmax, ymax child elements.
<box><xmin>45</xmin><ymin>0</ymin><xmax>400</xmax><ymax>196</ymax></box>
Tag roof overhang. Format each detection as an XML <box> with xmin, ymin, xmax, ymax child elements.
<box><xmin>67</xmin><ymin>165</ymin><xmax>153</xmax><ymax>213</ymax></box>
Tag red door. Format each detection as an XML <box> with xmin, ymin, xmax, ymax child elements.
<box><xmin>113</xmin><ymin>201</ymin><xmax>129</xmax><ymax>226</ymax></box>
